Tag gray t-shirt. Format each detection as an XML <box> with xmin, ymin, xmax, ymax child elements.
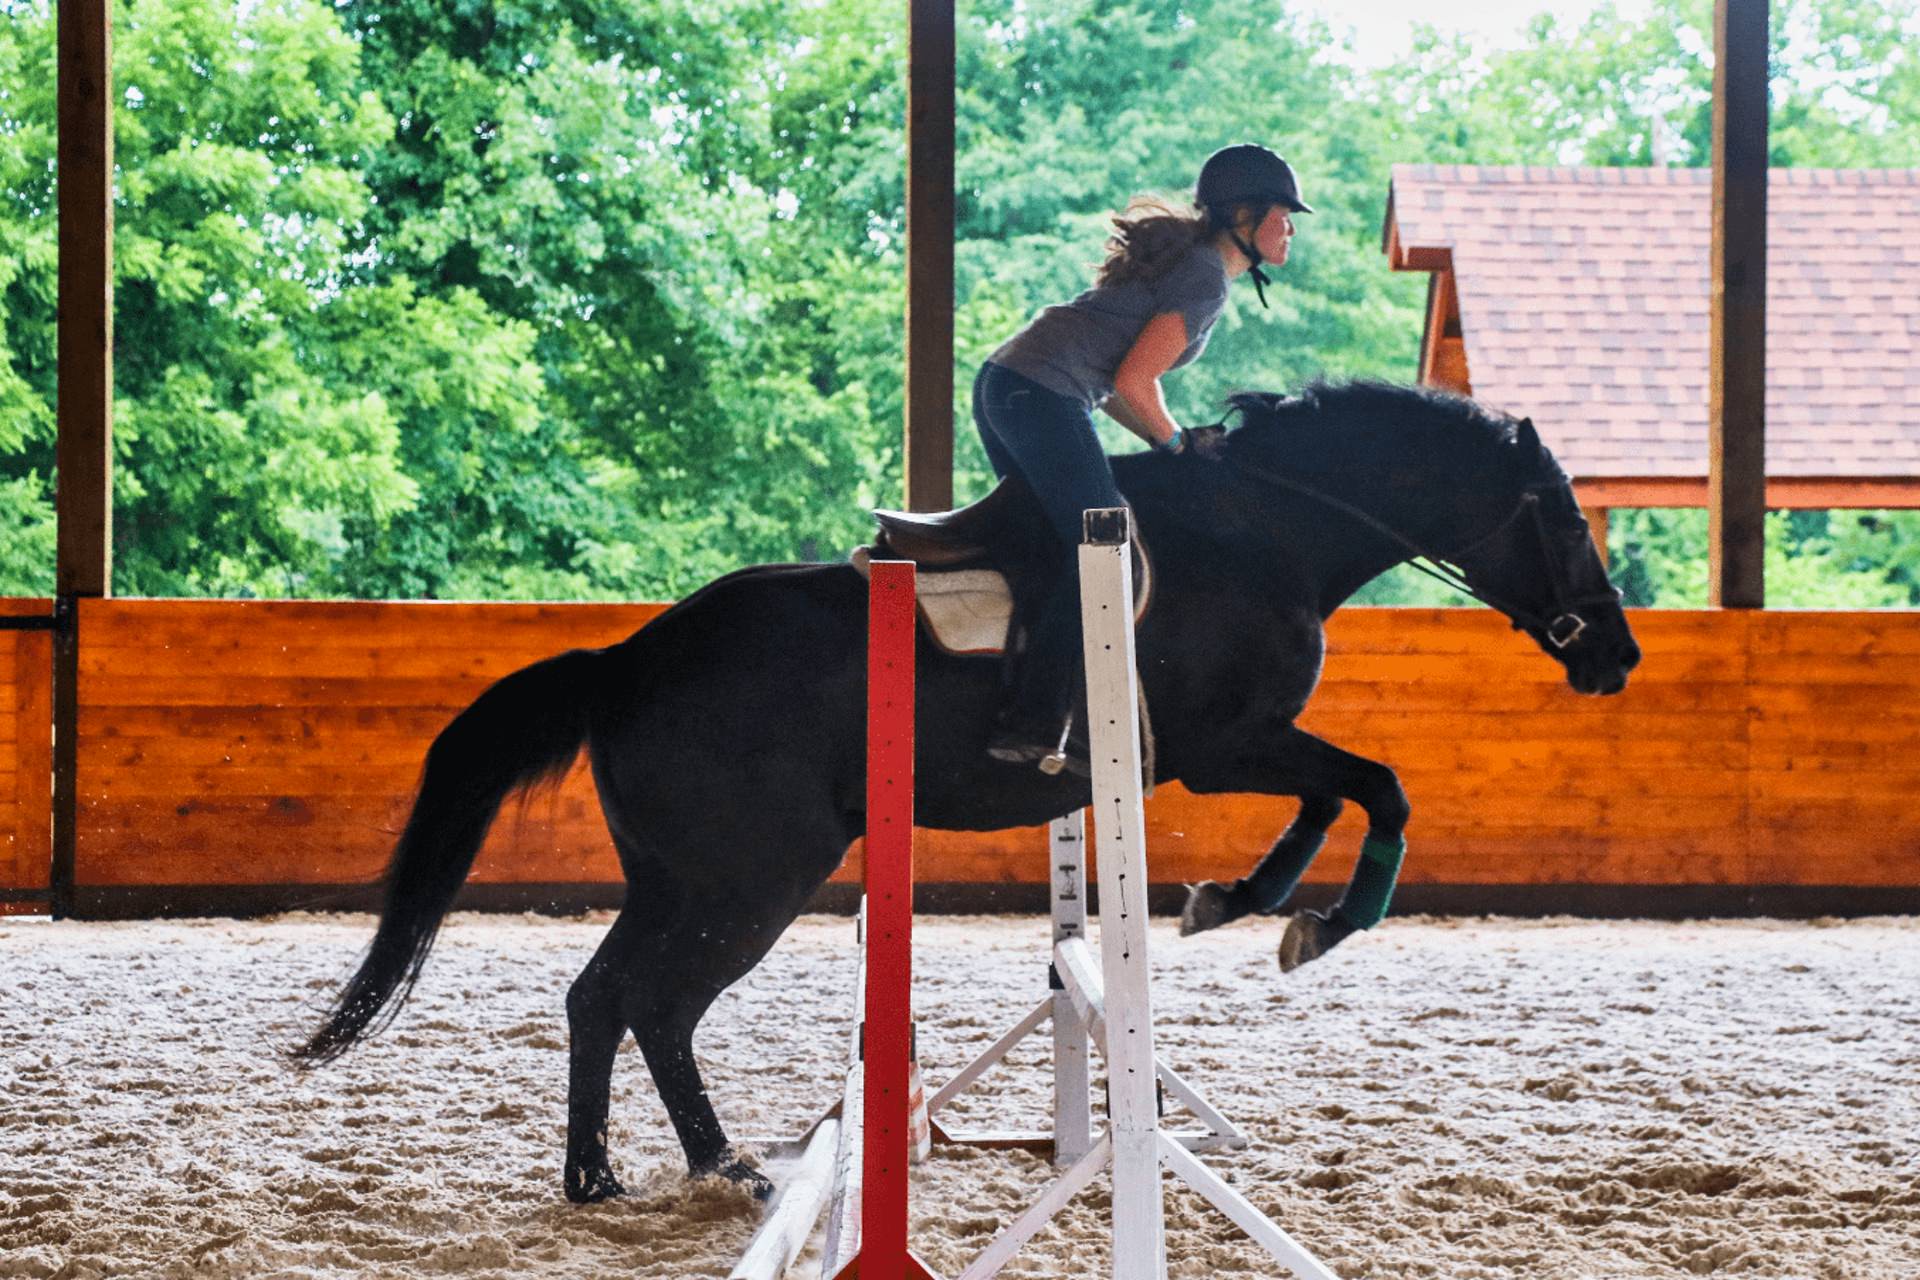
<box><xmin>989</xmin><ymin>241</ymin><xmax>1230</xmax><ymax>408</ymax></box>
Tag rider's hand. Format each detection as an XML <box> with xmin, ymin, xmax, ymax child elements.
<box><xmin>1186</xmin><ymin>425</ymin><xmax>1228</xmax><ymax>462</ymax></box>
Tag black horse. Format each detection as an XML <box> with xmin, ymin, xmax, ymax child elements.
<box><xmin>294</xmin><ymin>380</ymin><xmax>1640</xmax><ymax>1202</ymax></box>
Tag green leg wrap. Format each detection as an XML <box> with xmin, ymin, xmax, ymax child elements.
<box><xmin>1334</xmin><ymin>834</ymin><xmax>1406</xmax><ymax>930</ymax></box>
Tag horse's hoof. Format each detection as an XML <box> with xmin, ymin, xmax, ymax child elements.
<box><xmin>707</xmin><ymin>1155</ymin><xmax>776</xmax><ymax>1203</ymax></box>
<box><xmin>1278</xmin><ymin>909</ymin><xmax>1330</xmax><ymax>974</ymax></box>
<box><xmin>691</xmin><ymin>1149</ymin><xmax>775</xmax><ymax>1202</ymax></box>
<box><xmin>565</xmin><ymin>1161</ymin><xmax>625</xmax><ymax>1204</ymax></box>
<box><xmin>733</xmin><ymin>1161</ymin><xmax>777</xmax><ymax>1203</ymax></box>
<box><xmin>1180</xmin><ymin>881</ymin><xmax>1235</xmax><ymax>936</ymax></box>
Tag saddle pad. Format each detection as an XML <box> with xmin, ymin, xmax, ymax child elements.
<box><xmin>846</xmin><ymin>546</ymin><xmax>1160</xmax><ymax>793</ymax></box>
<box><xmin>847</xmin><ymin>545</ymin><xmax>1152</xmax><ymax>659</ymax></box>
<box><xmin>850</xmin><ymin>547</ymin><xmax>1011</xmax><ymax>655</ymax></box>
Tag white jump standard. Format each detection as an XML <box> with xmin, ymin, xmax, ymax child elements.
<box><xmin>927</xmin><ymin>808</ymin><xmax>1250</xmax><ymax>1164</ymax></box>
<box><xmin>947</xmin><ymin>507</ymin><xmax>1338</xmax><ymax>1280</ymax></box>
<box><xmin>735</xmin><ymin>518</ymin><xmax>1339</xmax><ymax>1280</ymax></box>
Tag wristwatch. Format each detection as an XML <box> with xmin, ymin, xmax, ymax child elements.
<box><xmin>1155</xmin><ymin>429</ymin><xmax>1188</xmax><ymax>455</ymax></box>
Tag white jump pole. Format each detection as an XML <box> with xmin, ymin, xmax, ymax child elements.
<box><xmin>729</xmin><ymin>1117</ymin><xmax>842</xmax><ymax>1280</ymax></box>
<box><xmin>1078</xmin><ymin>507</ymin><xmax>1339</xmax><ymax>1280</ymax></box>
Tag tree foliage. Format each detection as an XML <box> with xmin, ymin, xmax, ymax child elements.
<box><xmin>0</xmin><ymin>0</ymin><xmax>1915</xmax><ymax>602</ymax></box>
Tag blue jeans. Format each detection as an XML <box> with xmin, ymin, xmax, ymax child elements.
<box><xmin>972</xmin><ymin>362</ymin><xmax>1123</xmax><ymax>731</ymax></box>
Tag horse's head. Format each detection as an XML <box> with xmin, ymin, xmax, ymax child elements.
<box><xmin>1455</xmin><ymin>416</ymin><xmax>1641</xmax><ymax>695</ymax></box>
<box><xmin>1215</xmin><ymin>383</ymin><xmax>1640</xmax><ymax>696</ymax></box>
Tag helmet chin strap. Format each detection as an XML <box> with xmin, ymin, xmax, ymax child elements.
<box><xmin>1228</xmin><ymin>227</ymin><xmax>1272</xmax><ymax>309</ymax></box>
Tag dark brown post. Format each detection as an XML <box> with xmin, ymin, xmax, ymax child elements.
<box><xmin>1709</xmin><ymin>0</ymin><xmax>1767</xmax><ymax>608</ymax></box>
<box><xmin>55</xmin><ymin>0</ymin><xmax>115</xmax><ymax>916</ymax></box>
<box><xmin>905</xmin><ymin>0</ymin><xmax>954</xmax><ymax>512</ymax></box>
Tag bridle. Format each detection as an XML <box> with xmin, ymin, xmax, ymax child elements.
<box><xmin>1225</xmin><ymin>456</ymin><xmax>1622</xmax><ymax>650</ymax></box>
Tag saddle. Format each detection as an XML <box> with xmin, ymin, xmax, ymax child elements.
<box><xmin>849</xmin><ymin>477</ymin><xmax>1151</xmax><ymax>658</ymax></box>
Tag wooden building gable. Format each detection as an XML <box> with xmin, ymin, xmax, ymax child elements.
<box><xmin>1382</xmin><ymin>164</ymin><xmax>1920</xmax><ymax>509</ymax></box>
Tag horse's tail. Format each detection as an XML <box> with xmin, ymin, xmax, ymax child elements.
<box><xmin>291</xmin><ymin>647</ymin><xmax>604</xmax><ymax>1066</ymax></box>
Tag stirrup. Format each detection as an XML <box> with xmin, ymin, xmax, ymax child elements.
<box><xmin>1037</xmin><ymin>712</ymin><xmax>1076</xmax><ymax>777</ymax></box>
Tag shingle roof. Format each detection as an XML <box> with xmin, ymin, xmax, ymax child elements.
<box><xmin>1383</xmin><ymin>164</ymin><xmax>1920</xmax><ymax>479</ymax></box>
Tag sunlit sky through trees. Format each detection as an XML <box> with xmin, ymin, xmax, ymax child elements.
<box><xmin>1299</xmin><ymin>0</ymin><xmax>1654</xmax><ymax>67</ymax></box>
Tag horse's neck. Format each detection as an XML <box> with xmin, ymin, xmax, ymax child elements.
<box><xmin>1296</xmin><ymin>505</ymin><xmax>1410</xmax><ymax>613</ymax></box>
<box><xmin>1115</xmin><ymin>443</ymin><xmax>1499</xmax><ymax>613</ymax></box>
<box><xmin>1264</xmin><ymin>466</ymin><xmax>1488</xmax><ymax>614</ymax></box>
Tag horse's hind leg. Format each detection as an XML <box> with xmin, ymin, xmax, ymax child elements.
<box><xmin>565</xmin><ymin>902</ymin><xmax>659</xmax><ymax>1203</ymax></box>
<box><xmin>623</xmin><ymin>898</ymin><xmax>794</xmax><ymax>1195</ymax></box>
<box><xmin>565</xmin><ymin>819</ymin><xmax>843</xmax><ymax>1201</ymax></box>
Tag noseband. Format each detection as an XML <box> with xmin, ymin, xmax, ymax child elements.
<box><xmin>1227</xmin><ymin>461</ymin><xmax>1621</xmax><ymax>648</ymax></box>
<box><xmin>1441</xmin><ymin>483</ymin><xmax>1623</xmax><ymax>648</ymax></box>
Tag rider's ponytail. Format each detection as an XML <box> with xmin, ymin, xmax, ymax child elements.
<box><xmin>1094</xmin><ymin>195</ymin><xmax>1213</xmax><ymax>289</ymax></box>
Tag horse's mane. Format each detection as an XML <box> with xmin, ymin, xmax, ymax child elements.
<box><xmin>1222</xmin><ymin>380</ymin><xmax>1524</xmax><ymax>472</ymax></box>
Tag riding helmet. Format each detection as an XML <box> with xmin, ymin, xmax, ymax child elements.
<box><xmin>1196</xmin><ymin>144</ymin><xmax>1313</xmax><ymax>215</ymax></box>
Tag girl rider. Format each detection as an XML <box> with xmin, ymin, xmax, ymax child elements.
<box><xmin>974</xmin><ymin>143</ymin><xmax>1310</xmax><ymax>775</ymax></box>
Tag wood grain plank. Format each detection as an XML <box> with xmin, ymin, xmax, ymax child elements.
<box><xmin>58</xmin><ymin>601</ymin><xmax>1920</xmax><ymax>893</ymax></box>
<box><xmin>1748</xmin><ymin>653</ymin><xmax>1920</xmax><ymax>685</ymax></box>
<box><xmin>77</xmin><ymin>646</ymin><xmax>624</xmax><ymax>681</ymax></box>
<box><xmin>1308</xmin><ymin>681</ymin><xmax>1749</xmax><ymax>714</ymax></box>
<box><xmin>80</xmin><ymin>705</ymin><xmax>458</xmax><ymax>739</ymax></box>
<box><xmin>78</xmin><ymin>735</ymin><xmax>439</xmax><ymax>770</ymax></box>
<box><xmin>8</xmin><ymin>630</ymin><xmax>50</xmax><ymax>894</ymax></box>
<box><xmin>81</xmin><ymin>676</ymin><xmax>508</xmax><ymax>709</ymax></box>
<box><xmin>1296</xmin><ymin>709</ymin><xmax>1752</xmax><ymax>743</ymax></box>
<box><xmin>1748</xmin><ymin>614</ymin><xmax>1920</xmax><ymax>657</ymax></box>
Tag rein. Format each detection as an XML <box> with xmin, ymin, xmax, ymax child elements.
<box><xmin>1221</xmin><ymin>455</ymin><xmax>1621</xmax><ymax>649</ymax></box>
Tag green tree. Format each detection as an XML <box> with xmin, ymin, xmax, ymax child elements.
<box><xmin>1379</xmin><ymin>0</ymin><xmax>1920</xmax><ymax>169</ymax></box>
<box><xmin>0</xmin><ymin>0</ymin><xmax>64</xmax><ymax>590</ymax></box>
<box><xmin>3</xmin><ymin>0</ymin><xmax>1915</xmax><ymax>605</ymax></box>
<box><xmin>1609</xmin><ymin>508</ymin><xmax>1917</xmax><ymax>607</ymax></box>
<box><xmin>0</xmin><ymin>0</ymin><xmax>592</xmax><ymax>597</ymax></box>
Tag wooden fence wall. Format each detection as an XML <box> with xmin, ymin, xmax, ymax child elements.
<box><xmin>0</xmin><ymin>600</ymin><xmax>53</xmax><ymax>911</ymax></box>
<box><xmin>0</xmin><ymin>598</ymin><xmax>1915</xmax><ymax>913</ymax></box>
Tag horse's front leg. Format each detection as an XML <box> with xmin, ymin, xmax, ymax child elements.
<box><xmin>1176</xmin><ymin>724</ymin><xmax>1409</xmax><ymax>973</ymax></box>
<box><xmin>1180</xmin><ymin>791</ymin><xmax>1343</xmax><ymax>934</ymax></box>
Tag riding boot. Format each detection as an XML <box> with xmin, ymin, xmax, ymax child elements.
<box><xmin>986</xmin><ymin>581</ymin><xmax>1089</xmax><ymax>776</ymax></box>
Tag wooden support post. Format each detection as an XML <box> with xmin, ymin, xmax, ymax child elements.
<box><xmin>905</xmin><ymin>0</ymin><xmax>954</xmax><ymax>513</ymax></box>
<box><xmin>55</xmin><ymin>0</ymin><xmax>114</xmax><ymax>919</ymax></box>
<box><xmin>1709</xmin><ymin>0</ymin><xmax>1768</xmax><ymax>609</ymax></box>
<box><xmin>1589</xmin><ymin>506</ymin><xmax>1610</xmax><ymax>569</ymax></box>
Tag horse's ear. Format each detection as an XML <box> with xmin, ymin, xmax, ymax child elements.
<box><xmin>1516</xmin><ymin>416</ymin><xmax>1543</xmax><ymax>457</ymax></box>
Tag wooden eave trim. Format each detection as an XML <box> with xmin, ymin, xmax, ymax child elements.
<box><xmin>1381</xmin><ymin>190</ymin><xmax>1454</xmax><ymax>273</ymax></box>
<box><xmin>1419</xmin><ymin>268</ymin><xmax>1469</xmax><ymax>393</ymax></box>
<box><xmin>1417</xmin><ymin>271</ymin><xmax>1439</xmax><ymax>381</ymax></box>
<box><xmin>1397</xmin><ymin>245</ymin><xmax>1452</xmax><ymax>273</ymax></box>
<box><xmin>1574</xmin><ymin>477</ymin><xmax>1920</xmax><ymax>509</ymax></box>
